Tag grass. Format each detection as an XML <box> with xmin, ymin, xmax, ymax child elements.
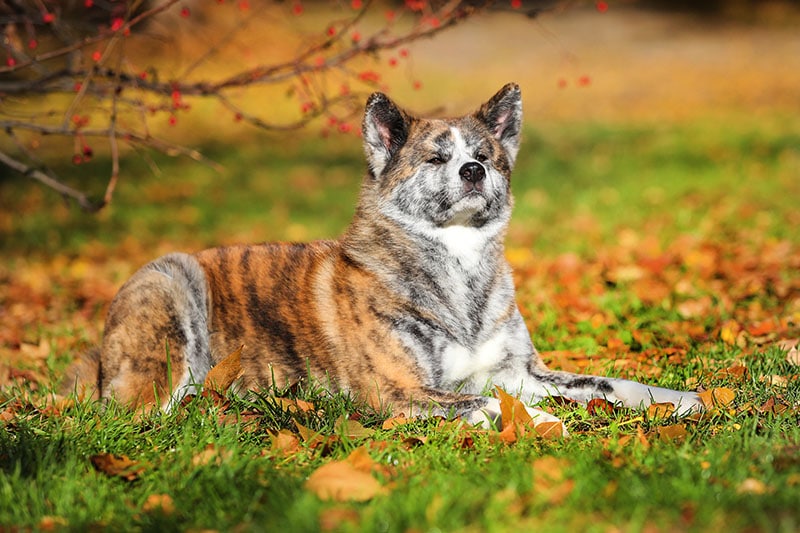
<box><xmin>1</xmin><ymin>116</ymin><xmax>800</xmax><ymax>531</ymax></box>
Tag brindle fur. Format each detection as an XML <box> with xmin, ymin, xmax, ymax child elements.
<box><xmin>64</xmin><ymin>84</ymin><xmax>703</xmax><ymax>427</ymax></box>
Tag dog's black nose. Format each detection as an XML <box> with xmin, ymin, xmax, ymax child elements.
<box><xmin>459</xmin><ymin>162</ymin><xmax>485</xmax><ymax>184</ymax></box>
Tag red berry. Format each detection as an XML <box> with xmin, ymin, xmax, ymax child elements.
<box><xmin>511</xmin><ymin>0</ymin><xmax>522</xmax><ymax>8</ymax></box>
<box><xmin>338</xmin><ymin>123</ymin><xmax>352</xmax><ymax>134</ymax></box>
<box><xmin>72</xmin><ymin>154</ymin><xmax>83</xmax><ymax>165</ymax></box>
<box><xmin>92</xmin><ymin>50</ymin><xmax>102</xmax><ymax>62</ymax></box>
<box><xmin>412</xmin><ymin>80</ymin><xmax>422</xmax><ymax>90</ymax></box>
<box><xmin>596</xmin><ymin>1</ymin><xmax>609</xmax><ymax>13</ymax></box>
<box><xmin>327</xmin><ymin>26</ymin><xmax>336</xmax><ymax>37</ymax></box>
<box><xmin>5</xmin><ymin>57</ymin><xmax>15</xmax><ymax>67</ymax></box>
<box><xmin>180</xmin><ymin>7</ymin><xmax>190</xmax><ymax>18</ymax></box>
<box><xmin>110</xmin><ymin>18</ymin><xmax>124</xmax><ymax>31</ymax></box>
<box><xmin>292</xmin><ymin>2</ymin><xmax>303</xmax><ymax>15</ymax></box>
<box><xmin>84</xmin><ymin>0</ymin><xmax>93</xmax><ymax>7</ymax></box>
<box><xmin>168</xmin><ymin>115</ymin><xmax>177</xmax><ymax>126</ymax></box>
<box><xmin>139</xmin><ymin>71</ymin><xmax>147</xmax><ymax>80</ymax></box>
<box><xmin>239</xmin><ymin>0</ymin><xmax>250</xmax><ymax>11</ymax></box>
<box><xmin>399</xmin><ymin>48</ymin><xmax>409</xmax><ymax>58</ymax></box>
<box><xmin>351</xmin><ymin>0</ymin><xmax>362</xmax><ymax>9</ymax></box>
<box><xmin>557</xmin><ymin>78</ymin><xmax>567</xmax><ymax>89</ymax></box>
<box><xmin>43</xmin><ymin>13</ymin><xmax>55</xmax><ymax>23</ymax></box>
<box><xmin>74</xmin><ymin>82</ymin><xmax>82</xmax><ymax>92</ymax></box>
<box><xmin>234</xmin><ymin>112</ymin><xmax>243</xmax><ymax>122</ymax></box>
<box><xmin>385</xmin><ymin>10</ymin><xmax>396</xmax><ymax>22</ymax></box>
<box><xmin>388</xmin><ymin>57</ymin><xmax>398</xmax><ymax>67</ymax></box>
<box><xmin>28</xmin><ymin>39</ymin><xmax>38</xmax><ymax>50</ymax></box>
<box><xmin>578</xmin><ymin>75</ymin><xmax>591</xmax><ymax>87</ymax></box>
<box><xmin>351</xmin><ymin>31</ymin><xmax>361</xmax><ymax>43</ymax></box>
<box><xmin>83</xmin><ymin>146</ymin><xmax>94</xmax><ymax>159</ymax></box>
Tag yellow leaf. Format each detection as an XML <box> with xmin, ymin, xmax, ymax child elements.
<box><xmin>335</xmin><ymin>416</ymin><xmax>375</xmax><ymax>439</ymax></box>
<box><xmin>647</xmin><ymin>402</ymin><xmax>675</xmax><ymax>419</ymax></box>
<box><xmin>698</xmin><ymin>387</ymin><xmax>736</xmax><ymax>409</ymax></box>
<box><xmin>305</xmin><ymin>461</ymin><xmax>384</xmax><ymax>502</ymax></box>
<box><xmin>657</xmin><ymin>424</ymin><xmax>687</xmax><ymax>442</ymax></box>
<box><xmin>203</xmin><ymin>345</ymin><xmax>244</xmax><ymax>392</ymax></box>
<box><xmin>90</xmin><ymin>453</ymin><xmax>145</xmax><ymax>481</ymax></box>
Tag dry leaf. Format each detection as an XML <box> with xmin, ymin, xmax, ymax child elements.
<box><xmin>335</xmin><ymin>416</ymin><xmax>375</xmax><ymax>439</ymax></box>
<box><xmin>531</xmin><ymin>456</ymin><xmax>574</xmax><ymax>505</ymax></box>
<box><xmin>203</xmin><ymin>345</ymin><xmax>244</xmax><ymax>391</ymax></box>
<box><xmin>656</xmin><ymin>424</ymin><xmax>687</xmax><ymax>442</ymax></box>
<box><xmin>90</xmin><ymin>453</ymin><xmax>145</xmax><ymax>481</ymax></box>
<box><xmin>737</xmin><ymin>478</ymin><xmax>769</xmax><ymax>495</ymax></box>
<box><xmin>192</xmin><ymin>444</ymin><xmax>231</xmax><ymax>467</ymax></box>
<box><xmin>381</xmin><ymin>415</ymin><xmax>411</xmax><ymax>430</ymax></box>
<box><xmin>319</xmin><ymin>507</ymin><xmax>360</xmax><ymax>532</ymax></box>
<box><xmin>786</xmin><ymin>345</ymin><xmax>800</xmax><ymax>367</ymax></box>
<box><xmin>271</xmin><ymin>429</ymin><xmax>301</xmax><ymax>455</ymax></box>
<box><xmin>37</xmin><ymin>516</ymin><xmax>67</xmax><ymax>531</ymax></box>
<box><xmin>534</xmin><ymin>421</ymin><xmax>565</xmax><ymax>440</ymax></box>
<box><xmin>587</xmin><ymin>398</ymin><xmax>616</xmax><ymax>416</ymax></box>
<box><xmin>305</xmin><ymin>460</ymin><xmax>385</xmax><ymax>502</ymax></box>
<box><xmin>273</xmin><ymin>397</ymin><xmax>316</xmax><ymax>413</ymax></box>
<box><xmin>142</xmin><ymin>494</ymin><xmax>175</xmax><ymax>515</ymax></box>
<box><xmin>647</xmin><ymin>402</ymin><xmax>675</xmax><ymax>419</ymax></box>
<box><xmin>698</xmin><ymin>387</ymin><xmax>736</xmax><ymax>409</ymax></box>
<box><xmin>496</xmin><ymin>386</ymin><xmax>533</xmax><ymax>430</ymax></box>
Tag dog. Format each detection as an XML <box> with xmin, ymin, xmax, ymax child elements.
<box><xmin>64</xmin><ymin>83</ymin><xmax>703</xmax><ymax>430</ymax></box>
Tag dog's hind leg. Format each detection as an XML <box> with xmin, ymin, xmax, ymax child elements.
<box><xmin>99</xmin><ymin>253</ymin><xmax>213</xmax><ymax>411</ymax></box>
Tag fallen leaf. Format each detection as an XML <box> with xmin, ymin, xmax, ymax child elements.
<box><xmin>305</xmin><ymin>453</ymin><xmax>385</xmax><ymax>502</ymax></box>
<box><xmin>496</xmin><ymin>386</ymin><xmax>533</xmax><ymax>430</ymax></box>
<box><xmin>587</xmin><ymin>398</ymin><xmax>616</xmax><ymax>416</ymax></box>
<box><xmin>534</xmin><ymin>421</ymin><xmax>565</xmax><ymax>440</ymax></box>
<box><xmin>37</xmin><ymin>516</ymin><xmax>67</xmax><ymax>531</ymax></box>
<box><xmin>273</xmin><ymin>397</ymin><xmax>316</xmax><ymax>413</ymax></box>
<box><xmin>319</xmin><ymin>507</ymin><xmax>360</xmax><ymax>532</ymax></box>
<box><xmin>698</xmin><ymin>387</ymin><xmax>736</xmax><ymax>409</ymax></box>
<box><xmin>271</xmin><ymin>429</ymin><xmax>301</xmax><ymax>455</ymax></box>
<box><xmin>381</xmin><ymin>415</ymin><xmax>411</xmax><ymax>430</ymax></box>
<box><xmin>737</xmin><ymin>478</ymin><xmax>769</xmax><ymax>495</ymax></box>
<box><xmin>336</xmin><ymin>415</ymin><xmax>375</xmax><ymax>439</ymax></box>
<box><xmin>786</xmin><ymin>345</ymin><xmax>800</xmax><ymax>367</ymax></box>
<box><xmin>647</xmin><ymin>402</ymin><xmax>675</xmax><ymax>419</ymax></box>
<box><xmin>203</xmin><ymin>345</ymin><xmax>244</xmax><ymax>391</ymax></box>
<box><xmin>656</xmin><ymin>424</ymin><xmax>687</xmax><ymax>442</ymax></box>
<box><xmin>531</xmin><ymin>456</ymin><xmax>574</xmax><ymax>505</ymax></box>
<box><xmin>192</xmin><ymin>444</ymin><xmax>231</xmax><ymax>467</ymax></box>
<box><xmin>142</xmin><ymin>494</ymin><xmax>175</xmax><ymax>515</ymax></box>
<box><xmin>90</xmin><ymin>453</ymin><xmax>145</xmax><ymax>481</ymax></box>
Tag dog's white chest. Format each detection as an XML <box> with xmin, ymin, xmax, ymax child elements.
<box><xmin>440</xmin><ymin>330</ymin><xmax>509</xmax><ymax>385</ymax></box>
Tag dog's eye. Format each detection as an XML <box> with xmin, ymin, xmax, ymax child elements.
<box><xmin>475</xmin><ymin>153</ymin><xmax>489</xmax><ymax>163</ymax></box>
<box><xmin>427</xmin><ymin>156</ymin><xmax>446</xmax><ymax>165</ymax></box>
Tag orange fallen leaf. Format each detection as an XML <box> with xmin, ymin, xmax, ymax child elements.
<box><xmin>90</xmin><ymin>453</ymin><xmax>145</xmax><ymax>481</ymax></box>
<box><xmin>587</xmin><ymin>398</ymin><xmax>616</xmax><ymax>416</ymax></box>
<box><xmin>305</xmin><ymin>450</ymin><xmax>386</xmax><ymax>502</ymax></box>
<box><xmin>381</xmin><ymin>415</ymin><xmax>411</xmax><ymax>430</ymax></box>
<box><xmin>534</xmin><ymin>421</ymin><xmax>565</xmax><ymax>440</ymax></box>
<box><xmin>531</xmin><ymin>456</ymin><xmax>574</xmax><ymax>505</ymax></box>
<box><xmin>647</xmin><ymin>402</ymin><xmax>675</xmax><ymax>419</ymax></box>
<box><xmin>496</xmin><ymin>386</ymin><xmax>532</xmax><ymax>430</ymax></box>
<box><xmin>203</xmin><ymin>345</ymin><xmax>244</xmax><ymax>391</ymax></box>
<box><xmin>656</xmin><ymin>424</ymin><xmax>687</xmax><ymax>442</ymax></box>
<box><xmin>142</xmin><ymin>494</ymin><xmax>175</xmax><ymax>515</ymax></box>
<box><xmin>273</xmin><ymin>397</ymin><xmax>316</xmax><ymax>413</ymax></box>
<box><xmin>271</xmin><ymin>429</ymin><xmax>301</xmax><ymax>455</ymax></box>
<box><xmin>698</xmin><ymin>387</ymin><xmax>736</xmax><ymax>409</ymax></box>
<box><xmin>737</xmin><ymin>478</ymin><xmax>769</xmax><ymax>495</ymax></box>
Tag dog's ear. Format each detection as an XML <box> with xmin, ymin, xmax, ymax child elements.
<box><xmin>362</xmin><ymin>92</ymin><xmax>410</xmax><ymax>177</ymax></box>
<box><xmin>475</xmin><ymin>83</ymin><xmax>522</xmax><ymax>168</ymax></box>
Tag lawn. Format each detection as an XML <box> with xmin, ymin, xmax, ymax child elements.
<box><xmin>1</xmin><ymin>115</ymin><xmax>799</xmax><ymax>531</ymax></box>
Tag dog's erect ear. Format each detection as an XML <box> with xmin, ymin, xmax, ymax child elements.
<box><xmin>362</xmin><ymin>92</ymin><xmax>410</xmax><ymax>177</ymax></box>
<box><xmin>475</xmin><ymin>83</ymin><xmax>522</xmax><ymax>168</ymax></box>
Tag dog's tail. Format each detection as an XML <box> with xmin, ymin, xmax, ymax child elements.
<box><xmin>60</xmin><ymin>347</ymin><xmax>101</xmax><ymax>401</ymax></box>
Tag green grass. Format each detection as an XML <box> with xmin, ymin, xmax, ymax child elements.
<box><xmin>1</xmin><ymin>117</ymin><xmax>799</xmax><ymax>531</ymax></box>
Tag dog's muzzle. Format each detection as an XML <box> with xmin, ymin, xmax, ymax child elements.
<box><xmin>459</xmin><ymin>162</ymin><xmax>486</xmax><ymax>193</ymax></box>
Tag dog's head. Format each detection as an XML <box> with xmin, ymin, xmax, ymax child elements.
<box><xmin>360</xmin><ymin>83</ymin><xmax>522</xmax><ymax>235</ymax></box>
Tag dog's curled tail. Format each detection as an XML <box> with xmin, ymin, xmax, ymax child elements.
<box><xmin>60</xmin><ymin>347</ymin><xmax>101</xmax><ymax>401</ymax></box>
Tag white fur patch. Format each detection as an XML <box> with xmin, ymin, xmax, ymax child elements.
<box><xmin>441</xmin><ymin>329</ymin><xmax>509</xmax><ymax>385</ymax></box>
